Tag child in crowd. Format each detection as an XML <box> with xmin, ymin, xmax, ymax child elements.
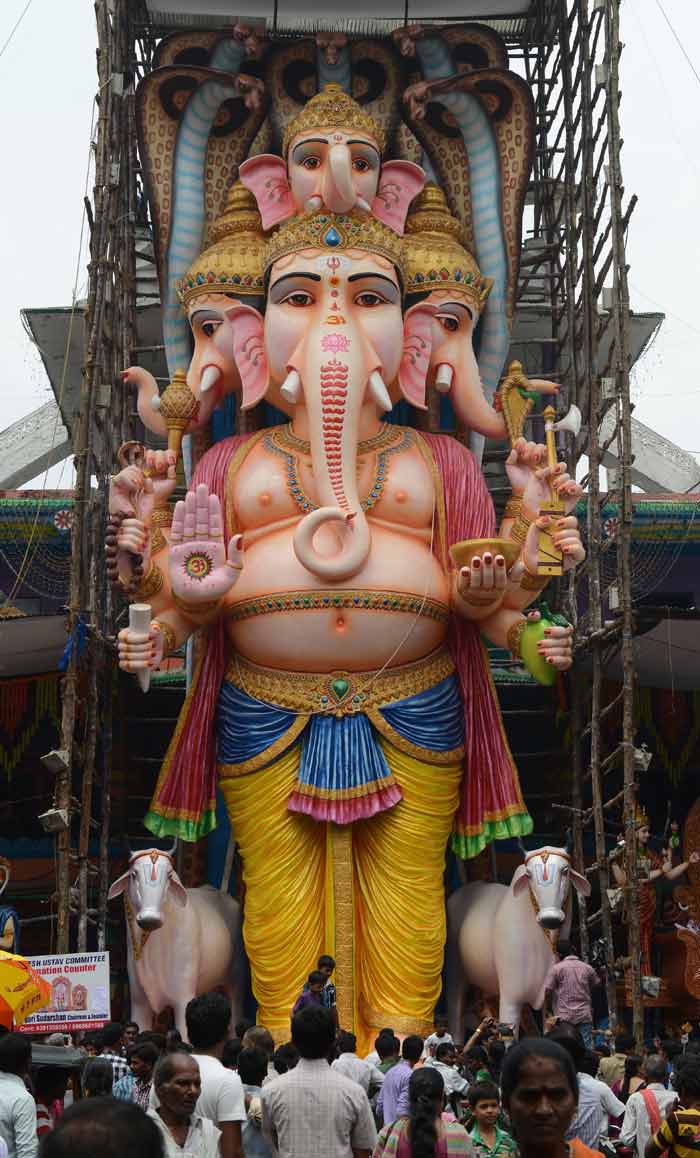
<box><xmin>424</xmin><ymin>1014</ymin><xmax>454</xmax><ymax>1057</ymax></box>
<box><xmin>468</xmin><ymin>1081</ymin><xmax>518</xmax><ymax>1157</ymax></box>
<box><xmin>292</xmin><ymin>970</ymin><xmax>326</xmax><ymax>1015</ymax></box>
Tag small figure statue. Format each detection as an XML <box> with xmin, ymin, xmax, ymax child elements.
<box><xmin>0</xmin><ymin>859</ymin><xmax>20</xmax><ymax>954</ymax></box>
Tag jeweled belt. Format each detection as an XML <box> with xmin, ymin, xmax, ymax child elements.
<box><xmin>226</xmin><ymin>588</ymin><xmax>449</xmax><ymax>625</ymax></box>
<box><xmin>225</xmin><ymin>647</ymin><xmax>455</xmax><ymax>716</ymax></box>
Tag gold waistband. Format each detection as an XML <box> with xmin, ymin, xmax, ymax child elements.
<box><xmin>225</xmin><ymin>647</ymin><xmax>455</xmax><ymax>717</ymax></box>
<box><xmin>226</xmin><ymin>588</ymin><xmax>449</xmax><ymax>625</ymax></box>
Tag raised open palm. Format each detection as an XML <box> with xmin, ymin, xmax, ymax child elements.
<box><xmin>169</xmin><ymin>484</ymin><xmax>243</xmax><ymax>604</ymax></box>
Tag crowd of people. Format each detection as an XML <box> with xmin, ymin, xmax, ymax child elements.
<box><xmin>0</xmin><ymin>949</ymin><xmax>700</xmax><ymax>1156</ymax></box>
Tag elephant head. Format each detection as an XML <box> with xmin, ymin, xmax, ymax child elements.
<box><xmin>240</xmin><ymin>83</ymin><xmax>424</xmax><ymax>232</ymax></box>
<box><xmin>127</xmin><ymin>184</ymin><xmax>268</xmax><ymax>436</ymax></box>
<box><xmin>241</xmin><ymin>212</ymin><xmax>433</xmax><ymax>581</ymax></box>
<box><xmin>404</xmin><ymin>185</ymin><xmax>507</xmax><ymax>440</ymax></box>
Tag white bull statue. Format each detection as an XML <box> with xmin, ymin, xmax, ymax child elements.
<box><xmin>446</xmin><ymin>846</ymin><xmax>591</xmax><ymax>1038</ymax></box>
<box><xmin>109</xmin><ymin>847</ymin><xmax>244</xmax><ymax>1038</ymax></box>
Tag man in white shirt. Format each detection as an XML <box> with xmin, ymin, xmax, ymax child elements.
<box><xmin>424</xmin><ymin>1016</ymin><xmax>454</xmax><ymax>1058</ymax></box>
<box><xmin>620</xmin><ymin>1054</ymin><xmax>677</xmax><ymax>1157</ymax></box>
<box><xmin>185</xmin><ymin>992</ymin><xmax>247</xmax><ymax>1158</ymax></box>
<box><xmin>332</xmin><ymin>1031</ymin><xmax>383</xmax><ymax>1095</ymax></box>
<box><xmin>0</xmin><ymin>1034</ymin><xmax>38</xmax><ymax>1158</ymax></box>
<box><xmin>549</xmin><ymin>1027</ymin><xmax>625</xmax><ymax>1149</ymax></box>
<box><xmin>423</xmin><ymin>1042</ymin><xmax>470</xmax><ymax>1103</ymax></box>
<box><xmin>149</xmin><ymin>1052</ymin><xmax>221</xmax><ymax>1158</ymax></box>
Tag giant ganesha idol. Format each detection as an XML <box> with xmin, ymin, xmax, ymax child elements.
<box><xmin>111</xmin><ymin>64</ymin><xmax>584</xmax><ymax>1045</ymax></box>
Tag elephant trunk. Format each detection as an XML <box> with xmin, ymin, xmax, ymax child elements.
<box><xmin>323</xmin><ymin>144</ymin><xmax>357</xmax><ymax>214</ymax></box>
<box><xmin>124</xmin><ymin>366</ymin><xmax>168</xmax><ymax>438</ymax></box>
<box><xmin>440</xmin><ymin>348</ymin><xmax>507</xmax><ymax>440</ymax></box>
<box><xmin>292</xmin><ymin>350</ymin><xmax>372</xmax><ymax>581</ymax></box>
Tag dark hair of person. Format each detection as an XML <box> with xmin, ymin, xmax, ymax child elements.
<box><xmin>273</xmin><ymin>1042</ymin><xmax>300</xmax><ymax>1074</ymax></box>
<box><xmin>307</xmin><ymin>969</ymin><xmax>326</xmax><ymax>986</ymax></box>
<box><xmin>644</xmin><ymin>1054</ymin><xmax>668</xmax><ymax>1085</ymax></box>
<box><xmin>621</xmin><ymin>1055</ymin><xmax>642</xmax><ymax>1101</ymax></box>
<box><xmin>317</xmin><ymin>955</ymin><xmax>335</xmax><ymax>970</ymax></box>
<box><xmin>135</xmin><ymin>1031</ymin><xmax>166</xmax><ymax>1051</ymax></box>
<box><xmin>557</xmin><ymin>939</ymin><xmax>575</xmax><ymax>958</ymax></box>
<box><xmin>238</xmin><ymin>1046</ymin><xmax>268</xmax><ymax>1087</ymax></box>
<box><xmin>165</xmin><ymin>1029</ymin><xmax>182</xmax><ymax>1052</ymax></box>
<box><xmin>376</xmin><ymin>1033</ymin><xmax>397</xmax><ymax>1062</ymax></box>
<box><xmin>675</xmin><ymin>1058</ymin><xmax>700</xmax><ymax>1099</ymax></box>
<box><xmin>243</xmin><ymin>1026</ymin><xmax>275</xmax><ymax>1058</ymax></box>
<box><xmin>80</xmin><ymin>1031</ymin><xmax>102</xmax><ymax>1051</ymax></box>
<box><xmin>467</xmin><ymin>1079</ymin><xmax>500</xmax><ymax>1109</ymax></box>
<box><xmin>127</xmin><ymin>1041</ymin><xmax>160</xmax><ymax>1067</ymax></box>
<box><xmin>435</xmin><ymin>1042</ymin><xmax>454</xmax><ymax>1062</ymax></box>
<box><xmin>124</xmin><ymin>1021</ymin><xmax>139</xmax><ymax>1033</ymax></box>
<box><xmin>597</xmin><ymin>1044</ymin><xmax>610</xmax><ymax>1058</ymax></box>
<box><xmin>547</xmin><ymin>1027</ymin><xmax>586</xmax><ymax>1072</ymax></box>
<box><xmin>0</xmin><ymin>1032</ymin><xmax>31</xmax><ymax>1075</ymax></box>
<box><xmin>291</xmin><ymin>1005</ymin><xmax>335</xmax><ymax>1060</ymax></box>
<box><xmin>402</xmin><ymin>1035</ymin><xmax>424</xmax><ymax>1064</ymax></box>
<box><xmin>615</xmin><ymin>1033</ymin><xmax>635</xmax><ymax>1054</ymax></box>
<box><xmin>487</xmin><ymin>1039</ymin><xmax>506</xmax><ymax>1081</ymax></box>
<box><xmin>34</xmin><ymin>1066</ymin><xmax>67</xmax><ymax>1101</ymax></box>
<box><xmin>185</xmin><ymin>992</ymin><xmax>231</xmax><ymax>1051</ymax></box>
<box><xmin>465</xmin><ymin>1044</ymin><xmax>489</xmax><ymax>1070</ymax></box>
<box><xmin>40</xmin><ymin>1097</ymin><xmax>165</xmax><ymax>1158</ymax></box>
<box><xmin>434</xmin><ymin>1014</ymin><xmax>448</xmax><ymax>1026</ymax></box>
<box><xmin>100</xmin><ymin>1022</ymin><xmax>124</xmax><ymax>1049</ymax></box>
<box><xmin>235</xmin><ymin>1018</ymin><xmax>254</xmax><ymax>1040</ymax></box>
<box><xmin>221</xmin><ymin>1038</ymin><xmax>242</xmax><ymax>1070</ymax></box>
<box><xmin>408</xmin><ymin>1066</ymin><xmax>445</xmax><ymax>1158</ymax></box>
<box><xmin>661</xmin><ymin>1038</ymin><xmax>683</xmax><ymax>1060</ymax></box>
<box><xmin>379</xmin><ymin>1027</ymin><xmax>395</xmax><ymax>1036</ymax></box>
<box><xmin>501</xmin><ymin>1038</ymin><xmax>578</xmax><ymax>1109</ymax></box>
<box><xmin>82</xmin><ymin>1058</ymin><xmax>115</xmax><ymax>1098</ymax></box>
<box><xmin>338</xmin><ymin>1031</ymin><xmax>356</xmax><ymax>1055</ymax></box>
<box><xmin>579</xmin><ymin>1050</ymin><xmax>599</xmax><ymax>1078</ymax></box>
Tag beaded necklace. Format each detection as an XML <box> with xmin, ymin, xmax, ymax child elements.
<box><xmin>264</xmin><ymin>424</ymin><xmax>413</xmax><ymax>515</ymax></box>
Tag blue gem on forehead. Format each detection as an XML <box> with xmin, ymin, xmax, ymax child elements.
<box><xmin>323</xmin><ymin>226</ymin><xmax>342</xmax><ymax>247</ymax></box>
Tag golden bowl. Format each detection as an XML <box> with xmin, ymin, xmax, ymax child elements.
<box><xmin>448</xmin><ymin>537</ymin><xmax>521</xmax><ymax>572</ymax></box>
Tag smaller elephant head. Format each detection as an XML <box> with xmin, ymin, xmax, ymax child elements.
<box><xmin>240</xmin><ymin>83</ymin><xmax>424</xmax><ymax>232</ymax></box>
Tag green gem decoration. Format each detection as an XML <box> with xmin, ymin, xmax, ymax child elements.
<box><xmin>330</xmin><ymin>678</ymin><xmax>350</xmax><ymax>701</ymax></box>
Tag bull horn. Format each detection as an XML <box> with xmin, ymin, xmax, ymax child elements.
<box><xmin>166</xmin><ymin>840</ymin><xmax>177</xmax><ymax>857</ymax></box>
<box><xmin>564</xmin><ymin>828</ymin><xmax>573</xmax><ymax>854</ymax></box>
<box><xmin>516</xmin><ymin>838</ymin><xmax>528</xmax><ymax>858</ymax></box>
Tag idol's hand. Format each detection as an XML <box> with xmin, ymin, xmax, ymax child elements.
<box><xmin>505</xmin><ymin>438</ymin><xmax>547</xmax><ymax>498</ymax></box>
<box><xmin>142</xmin><ymin>447</ymin><xmax>178</xmax><ymax>510</ymax></box>
<box><xmin>169</xmin><ymin>484</ymin><xmax>243</xmax><ymax>605</ymax></box>
<box><xmin>117</xmin><ymin>621</ymin><xmax>165</xmax><ymax>673</ymax></box>
<box><xmin>455</xmin><ymin>551</ymin><xmax>507</xmax><ymax>616</ymax></box>
<box><xmin>521</xmin><ymin>460</ymin><xmax>582</xmax><ymax>520</ymax></box>
<box><xmin>529</xmin><ymin>611</ymin><xmax>575</xmax><ymax>671</ymax></box>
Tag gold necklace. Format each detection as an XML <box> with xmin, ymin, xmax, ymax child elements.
<box><xmin>274</xmin><ymin>422</ymin><xmax>402</xmax><ymax>456</ymax></box>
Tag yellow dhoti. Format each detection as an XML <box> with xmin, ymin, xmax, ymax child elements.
<box><xmin>219</xmin><ymin>735</ymin><xmax>462</xmax><ymax>1052</ymax></box>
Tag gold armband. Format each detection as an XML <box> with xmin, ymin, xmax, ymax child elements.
<box><xmin>503</xmin><ymin>496</ymin><xmax>523</xmax><ymax>522</ymax></box>
<box><xmin>172</xmin><ymin>592</ymin><xmax>222</xmax><ymax>617</ymax></box>
<box><xmin>520</xmin><ymin>567</ymin><xmax>550</xmax><ymax>593</ymax></box>
<box><xmin>151</xmin><ymin>506</ymin><xmax>174</xmax><ymax>528</ymax></box>
<box><xmin>131</xmin><ymin>562</ymin><xmax>164</xmax><ymax>602</ymax></box>
<box><xmin>510</xmin><ymin>511</ymin><xmax>533</xmax><ymax>547</ymax></box>
<box><xmin>507</xmin><ymin>619</ymin><xmax>527</xmax><ymax>659</ymax></box>
<box><xmin>151</xmin><ymin>619</ymin><xmax>177</xmax><ymax>657</ymax></box>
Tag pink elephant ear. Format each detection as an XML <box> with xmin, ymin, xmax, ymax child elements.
<box><xmin>398</xmin><ymin>302</ymin><xmax>435</xmax><ymax>410</ymax></box>
<box><xmin>239</xmin><ymin>154</ymin><xmax>295</xmax><ymax>230</ymax></box>
<box><xmin>224</xmin><ymin>304</ymin><xmax>269</xmax><ymax>410</ymax></box>
<box><xmin>372</xmin><ymin>161</ymin><xmax>426</xmax><ymax>235</ymax></box>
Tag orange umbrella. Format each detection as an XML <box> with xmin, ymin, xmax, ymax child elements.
<box><xmin>0</xmin><ymin>951</ymin><xmax>51</xmax><ymax>1028</ymax></box>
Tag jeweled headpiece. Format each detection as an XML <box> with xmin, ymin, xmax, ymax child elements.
<box><xmin>404</xmin><ymin>185</ymin><xmax>492</xmax><ymax>315</ymax></box>
<box><xmin>264</xmin><ymin>211</ymin><xmax>406</xmax><ymax>282</ymax></box>
<box><xmin>176</xmin><ymin>182</ymin><xmax>265</xmax><ymax>307</ymax></box>
<box><xmin>282</xmin><ymin>82</ymin><xmax>385</xmax><ymax>158</ymax></box>
<box><xmin>634</xmin><ymin>801</ymin><xmax>650</xmax><ymax>830</ymax></box>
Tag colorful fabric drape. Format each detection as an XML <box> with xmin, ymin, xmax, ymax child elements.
<box><xmin>0</xmin><ymin>674</ymin><xmax>61</xmax><ymax>777</ymax></box>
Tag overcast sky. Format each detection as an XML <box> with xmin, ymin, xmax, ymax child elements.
<box><xmin>0</xmin><ymin>0</ymin><xmax>698</xmax><ymax>487</ymax></box>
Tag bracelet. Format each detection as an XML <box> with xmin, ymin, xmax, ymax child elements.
<box><xmin>510</xmin><ymin>512</ymin><xmax>533</xmax><ymax>547</ymax></box>
<box><xmin>507</xmin><ymin>619</ymin><xmax>527</xmax><ymax>659</ymax></box>
<box><xmin>131</xmin><ymin>562</ymin><xmax>164</xmax><ymax>602</ymax></box>
<box><xmin>521</xmin><ymin>566</ymin><xmax>549</xmax><ymax>593</ymax></box>
<box><xmin>503</xmin><ymin>496</ymin><xmax>523</xmax><ymax>522</ymax></box>
<box><xmin>151</xmin><ymin>619</ymin><xmax>177</xmax><ymax>657</ymax></box>
<box><xmin>172</xmin><ymin>592</ymin><xmax>222</xmax><ymax>616</ymax></box>
<box><xmin>150</xmin><ymin>507</ymin><xmax>174</xmax><ymax>528</ymax></box>
<box><xmin>150</xmin><ymin>528</ymin><xmax>168</xmax><ymax>556</ymax></box>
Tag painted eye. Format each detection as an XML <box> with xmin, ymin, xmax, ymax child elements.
<box><xmin>352</xmin><ymin>157</ymin><xmax>372</xmax><ymax>173</ymax></box>
<box><xmin>282</xmin><ymin>291</ymin><xmax>314</xmax><ymax>307</ymax></box>
<box><xmin>301</xmin><ymin>156</ymin><xmax>320</xmax><ymax>170</ymax></box>
<box><xmin>354</xmin><ymin>292</ymin><xmax>387</xmax><ymax>307</ymax></box>
<box><xmin>437</xmin><ymin>314</ymin><xmax>460</xmax><ymax>333</ymax></box>
<box><xmin>200</xmin><ymin>321</ymin><xmax>221</xmax><ymax>338</ymax></box>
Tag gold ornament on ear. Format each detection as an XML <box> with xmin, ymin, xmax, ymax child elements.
<box><xmin>282</xmin><ymin>82</ymin><xmax>385</xmax><ymax>158</ymax></box>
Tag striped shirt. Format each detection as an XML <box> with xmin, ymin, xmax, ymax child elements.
<box><xmin>545</xmin><ymin>955</ymin><xmax>598</xmax><ymax>1024</ymax></box>
<box><xmin>261</xmin><ymin>1057</ymin><xmax>377</xmax><ymax>1158</ymax></box>
<box><xmin>651</xmin><ymin>1108</ymin><xmax>700</xmax><ymax>1157</ymax></box>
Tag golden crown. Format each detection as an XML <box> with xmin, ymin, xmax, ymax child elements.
<box><xmin>264</xmin><ymin>211</ymin><xmax>406</xmax><ymax>282</ymax></box>
<box><xmin>634</xmin><ymin>801</ymin><xmax>650</xmax><ymax>829</ymax></box>
<box><xmin>176</xmin><ymin>182</ymin><xmax>266</xmax><ymax>307</ymax></box>
<box><xmin>404</xmin><ymin>185</ymin><xmax>492</xmax><ymax>314</ymax></box>
<box><xmin>282</xmin><ymin>82</ymin><xmax>385</xmax><ymax>158</ymax></box>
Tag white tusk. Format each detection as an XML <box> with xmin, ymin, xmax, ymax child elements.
<box><xmin>435</xmin><ymin>364</ymin><xmax>453</xmax><ymax>394</ymax></box>
<box><xmin>280</xmin><ymin>369</ymin><xmax>302</xmax><ymax>404</ymax></box>
<box><xmin>200</xmin><ymin>365</ymin><xmax>221</xmax><ymax>395</ymax></box>
<box><xmin>368</xmin><ymin>371</ymin><xmax>392</xmax><ymax>413</ymax></box>
<box><xmin>151</xmin><ymin>393</ymin><xmax>161</xmax><ymax>410</ymax></box>
<box><xmin>305</xmin><ymin>195</ymin><xmax>323</xmax><ymax>212</ymax></box>
<box><xmin>355</xmin><ymin>196</ymin><xmax>371</xmax><ymax>212</ymax></box>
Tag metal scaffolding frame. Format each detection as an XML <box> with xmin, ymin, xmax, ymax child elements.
<box><xmin>55</xmin><ymin>0</ymin><xmax>642</xmax><ymax>1038</ymax></box>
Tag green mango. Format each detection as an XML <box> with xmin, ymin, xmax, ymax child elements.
<box><xmin>520</xmin><ymin>618</ymin><xmax>558</xmax><ymax>686</ymax></box>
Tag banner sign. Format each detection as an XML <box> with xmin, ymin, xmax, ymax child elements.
<box><xmin>18</xmin><ymin>952</ymin><xmax>110</xmax><ymax>1034</ymax></box>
